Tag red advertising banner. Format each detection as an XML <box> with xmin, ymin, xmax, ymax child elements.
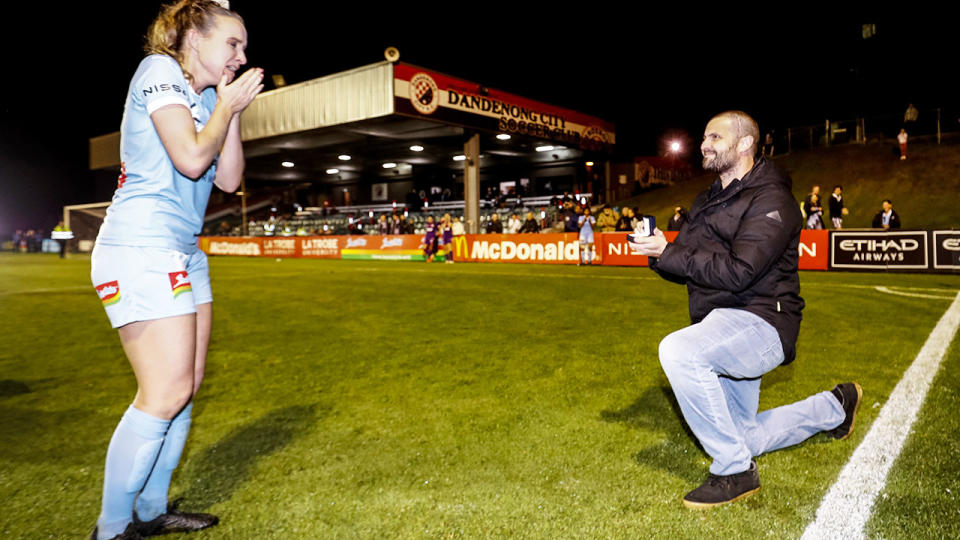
<box><xmin>450</xmin><ymin>233</ymin><xmax>581</xmax><ymax>265</ymax></box>
<box><xmin>597</xmin><ymin>232</ymin><xmax>679</xmax><ymax>267</ymax></box>
<box><xmin>597</xmin><ymin>230</ymin><xmax>829</xmax><ymax>270</ymax></box>
<box><xmin>200</xmin><ymin>236</ymin><xmax>264</xmax><ymax>257</ymax></box>
<box><xmin>799</xmin><ymin>230</ymin><xmax>829</xmax><ymax>270</ymax></box>
<box><xmin>199</xmin><ymin>235</ymin><xmax>423</xmax><ymax>260</ymax></box>
<box><xmin>299</xmin><ymin>236</ymin><xmax>342</xmax><ymax>259</ymax></box>
<box><xmin>200</xmin><ymin>230</ymin><xmax>831</xmax><ymax>270</ymax></box>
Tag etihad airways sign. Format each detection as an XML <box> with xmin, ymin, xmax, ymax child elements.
<box><xmin>830</xmin><ymin>231</ymin><xmax>928</xmax><ymax>269</ymax></box>
<box><xmin>393</xmin><ymin>63</ymin><xmax>615</xmax><ymax>151</ymax></box>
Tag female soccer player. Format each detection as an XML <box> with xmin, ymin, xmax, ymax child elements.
<box><xmin>89</xmin><ymin>1</ymin><xmax>262</xmax><ymax>538</ymax></box>
<box><xmin>421</xmin><ymin>215</ymin><xmax>438</xmax><ymax>262</ymax></box>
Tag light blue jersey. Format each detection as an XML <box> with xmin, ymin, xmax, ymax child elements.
<box><xmin>97</xmin><ymin>55</ymin><xmax>218</xmax><ymax>254</ymax></box>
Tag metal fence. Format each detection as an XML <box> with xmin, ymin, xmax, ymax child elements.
<box><xmin>776</xmin><ymin>108</ymin><xmax>957</xmax><ymax>155</ymax></box>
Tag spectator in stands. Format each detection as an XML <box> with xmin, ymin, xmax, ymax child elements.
<box><xmin>904</xmin><ymin>103</ymin><xmax>918</xmax><ymax>127</ymax></box>
<box><xmin>897</xmin><ymin>128</ymin><xmax>908</xmax><ymax>160</ymax></box>
<box><xmin>802</xmin><ymin>185</ymin><xmax>821</xmax><ymax>221</ymax></box>
<box><xmin>805</xmin><ymin>193</ymin><xmax>824</xmax><ymax>229</ymax></box>
<box><xmin>562</xmin><ymin>202</ymin><xmax>579</xmax><ymax>233</ymax></box>
<box><xmin>578</xmin><ymin>206</ymin><xmax>596</xmax><ymax>265</ymax></box>
<box><xmin>390</xmin><ymin>214</ymin><xmax>403</xmax><ymax>235</ymax></box>
<box><xmin>452</xmin><ymin>216</ymin><xmax>465</xmax><ymax>236</ymax></box>
<box><xmin>667</xmin><ymin>206</ymin><xmax>688</xmax><ymax>231</ymax></box>
<box><xmin>615</xmin><ymin>207</ymin><xmax>634</xmax><ymax>231</ymax></box>
<box><xmin>25</xmin><ymin>230</ymin><xmax>38</xmax><ymax>252</ymax></box>
<box><xmin>405</xmin><ymin>188</ymin><xmax>420</xmax><ymax>210</ymax></box>
<box><xmin>507</xmin><ymin>213</ymin><xmax>522</xmax><ymax>234</ymax></box>
<box><xmin>828</xmin><ymin>185</ymin><xmax>848</xmax><ymax>229</ymax></box>
<box><xmin>763</xmin><ymin>131</ymin><xmax>775</xmax><ymax>157</ymax></box>
<box><xmin>520</xmin><ymin>211</ymin><xmax>541</xmax><ymax>233</ymax></box>
<box><xmin>486</xmin><ymin>213</ymin><xmax>503</xmax><ymax>234</ymax></box>
<box><xmin>378</xmin><ymin>214</ymin><xmax>390</xmax><ymax>235</ymax></box>
<box><xmin>631</xmin><ymin>207</ymin><xmax>643</xmax><ymax>231</ymax></box>
<box><xmin>872</xmin><ymin>199</ymin><xmax>902</xmax><ymax>229</ymax></box>
<box><xmin>597</xmin><ymin>205</ymin><xmax>619</xmax><ymax>233</ymax></box>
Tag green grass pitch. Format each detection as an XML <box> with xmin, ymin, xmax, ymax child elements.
<box><xmin>2</xmin><ymin>253</ymin><xmax>959</xmax><ymax>539</ymax></box>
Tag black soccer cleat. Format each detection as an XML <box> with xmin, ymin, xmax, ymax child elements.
<box><xmin>828</xmin><ymin>382</ymin><xmax>863</xmax><ymax>440</ymax></box>
<box><xmin>682</xmin><ymin>461</ymin><xmax>761</xmax><ymax>510</ymax></box>
<box><xmin>134</xmin><ymin>499</ymin><xmax>219</xmax><ymax>536</ymax></box>
<box><xmin>90</xmin><ymin>522</ymin><xmax>143</xmax><ymax>540</ymax></box>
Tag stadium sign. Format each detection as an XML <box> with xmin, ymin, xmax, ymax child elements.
<box><xmin>204</xmin><ymin>239</ymin><xmax>262</xmax><ymax>256</ymax></box>
<box><xmin>340</xmin><ymin>235</ymin><xmax>425</xmax><ymax>261</ymax></box>
<box><xmin>933</xmin><ymin>231</ymin><xmax>960</xmax><ymax>270</ymax></box>
<box><xmin>597</xmin><ymin>231</ymin><xmax>679</xmax><ymax>267</ymax></box>
<box><xmin>452</xmin><ymin>233</ymin><xmax>580</xmax><ymax>264</ymax></box>
<box><xmin>300</xmin><ymin>237</ymin><xmax>340</xmax><ymax>259</ymax></box>
<box><xmin>597</xmin><ymin>230</ymin><xmax>828</xmax><ymax>270</ymax></box>
<box><xmin>393</xmin><ymin>63</ymin><xmax>615</xmax><ymax>152</ymax></box>
<box><xmin>830</xmin><ymin>231</ymin><xmax>928</xmax><ymax>270</ymax></box>
<box><xmin>263</xmin><ymin>238</ymin><xmax>298</xmax><ymax>257</ymax></box>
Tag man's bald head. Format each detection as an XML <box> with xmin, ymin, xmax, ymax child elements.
<box><xmin>711</xmin><ymin>111</ymin><xmax>759</xmax><ymax>156</ymax></box>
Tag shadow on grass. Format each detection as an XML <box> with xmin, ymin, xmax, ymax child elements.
<box><xmin>0</xmin><ymin>406</ymin><xmax>109</xmax><ymax>465</ymax></box>
<box><xmin>600</xmin><ymin>386</ymin><xmax>705</xmax><ymax>482</ymax></box>
<box><xmin>0</xmin><ymin>379</ymin><xmax>31</xmax><ymax>398</ymax></box>
<box><xmin>177</xmin><ymin>404</ymin><xmax>329</xmax><ymax>510</ymax></box>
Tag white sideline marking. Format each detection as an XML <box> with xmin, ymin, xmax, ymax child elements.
<box><xmin>874</xmin><ymin>286</ymin><xmax>958</xmax><ymax>300</ymax></box>
<box><xmin>802</xmin><ymin>291</ymin><xmax>960</xmax><ymax>540</ymax></box>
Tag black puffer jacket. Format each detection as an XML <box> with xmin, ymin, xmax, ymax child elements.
<box><xmin>652</xmin><ymin>157</ymin><xmax>804</xmax><ymax>364</ymax></box>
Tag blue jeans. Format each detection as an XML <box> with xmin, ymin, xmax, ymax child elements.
<box><xmin>658</xmin><ymin>308</ymin><xmax>845</xmax><ymax>476</ymax></box>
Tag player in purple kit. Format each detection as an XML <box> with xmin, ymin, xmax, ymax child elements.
<box><xmin>421</xmin><ymin>215</ymin><xmax>438</xmax><ymax>262</ymax></box>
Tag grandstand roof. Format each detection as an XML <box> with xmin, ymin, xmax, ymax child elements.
<box><xmin>89</xmin><ymin>60</ymin><xmax>616</xmax><ymax>189</ymax></box>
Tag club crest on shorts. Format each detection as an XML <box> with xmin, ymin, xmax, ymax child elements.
<box><xmin>409</xmin><ymin>72</ymin><xmax>439</xmax><ymax>115</ymax></box>
<box><xmin>168</xmin><ymin>271</ymin><xmax>192</xmax><ymax>299</ymax></box>
<box><xmin>95</xmin><ymin>281</ymin><xmax>121</xmax><ymax>307</ymax></box>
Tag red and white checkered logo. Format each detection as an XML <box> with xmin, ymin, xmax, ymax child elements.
<box><xmin>409</xmin><ymin>72</ymin><xmax>439</xmax><ymax>115</ymax></box>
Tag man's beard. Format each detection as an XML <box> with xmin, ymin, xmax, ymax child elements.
<box><xmin>702</xmin><ymin>146</ymin><xmax>738</xmax><ymax>173</ymax></box>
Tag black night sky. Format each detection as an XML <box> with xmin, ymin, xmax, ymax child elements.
<box><xmin>0</xmin><ymin>5</ymin><xmax>953</xmax><ymax>238</ymax></box>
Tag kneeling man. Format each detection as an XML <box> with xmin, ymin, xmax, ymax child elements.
<box><xmin>631</xmin><ymin>111</ymin><xmax>861</xmax><ymax>509</ymax></box>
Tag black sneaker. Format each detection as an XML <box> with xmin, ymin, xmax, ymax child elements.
<box><xmin>90</xmin><ymin>523</ymin><xmax>143</xmax><ymax>540</ymax></box>
<box><xmin>828</xmin><ymin>382</ymin><xmax>863</xmax><ymax>440</ymax></box>
<box><xmin>134</xmin><ymin>499</ymin><xmax>219</xmax><ymax>536</ymax></box>
<box><xmin>682</xmin><ymin>461</ymin><xmax>761</xmax><ymax>509</ymax></box>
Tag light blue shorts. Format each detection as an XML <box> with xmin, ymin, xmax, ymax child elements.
<box><xmin>91</xmin><ymin>245</ymin><xmax>212</xmax><ymax>328</ymax></box>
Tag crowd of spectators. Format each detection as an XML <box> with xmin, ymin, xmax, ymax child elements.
<box><xmin>799</xmin><ymin>184</ymin><xmax>902</xmax><ymax>230</ymax></box>
<box><xmin>9</xmin><ymin>229</ymin><xmax>46</xmax><ymax>252</ymax></box>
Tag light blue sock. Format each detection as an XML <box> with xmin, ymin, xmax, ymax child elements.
<box><xmin>97</xmin><ymin>405</ymin><xmax>170</xmax><ymax>540</ymax></box>
<box><xmin>135</xmin><ymin>402</ymin><xmax>193</xmax><ymax>521</ymax></box>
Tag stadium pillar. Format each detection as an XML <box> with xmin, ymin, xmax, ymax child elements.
<box><xmin>464</xmin><ymin>133</ymin><xmax>480</xmax><ymax>234</ymax></box>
